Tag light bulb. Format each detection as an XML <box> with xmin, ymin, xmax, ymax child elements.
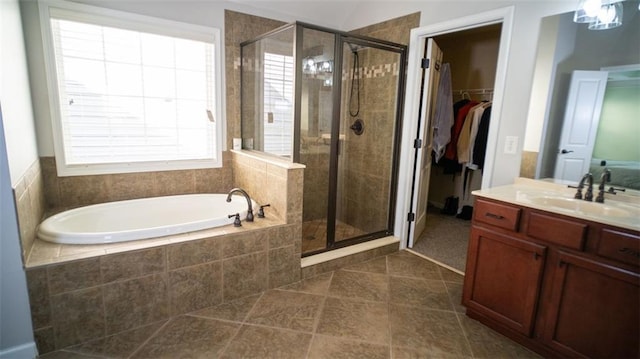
<box><xmin>584</xmin><ymin>0</ymin><xmax>602</xmax><ymax>17</ymax></box>
<box><xmin>597</xmin><ymin>4</ymin><xmax>615</xmax><ymax>23</ymax></box>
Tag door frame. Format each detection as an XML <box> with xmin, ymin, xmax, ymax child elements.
<box><xmin>395</xmin><ymin>7</ymin><xmax>515</xmax><ymax>249</ymax></box>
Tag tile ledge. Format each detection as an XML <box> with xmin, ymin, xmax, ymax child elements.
<box><xmin>301</xmin><ymin>236</ymin><xmax>400</xmax><ymax>268</ymax></box>
<box><xmin>230</xmin><ymin>149</ymin><xmax>306</xmax><ymax>169</ymax></box>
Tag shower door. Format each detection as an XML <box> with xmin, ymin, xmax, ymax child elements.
<box><xmin>329</xmin><ymin>39</ymin><xmax>404</xmax><ymax>247</ymax></box>
<box><xmin>295</xmin><ymin>26</ymin><xmax>406</xmax><ymax>255</ymax></box>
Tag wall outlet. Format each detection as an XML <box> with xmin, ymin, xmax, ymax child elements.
<box><xmin>504</xmin><ymin>136</ymin><xmax>518</xmax><ymax>154</ymax></box>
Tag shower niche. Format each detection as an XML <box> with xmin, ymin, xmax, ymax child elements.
<box><xmin>240</xmin><ymin>22</ymin><xmax>406</xmax><ymax>255</ymax></box>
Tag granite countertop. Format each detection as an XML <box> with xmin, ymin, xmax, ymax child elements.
<box><xmin>472</xmin><ymin>178</ymin><xmax>640</xmax><ymax>231</ymax></box>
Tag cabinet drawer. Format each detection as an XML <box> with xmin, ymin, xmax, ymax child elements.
<box><xmin>597</xmin><ymin>229</ymin><xmax>640</xmax><ymax>267</ymax></box>
<box><xmin>474</xmin><ymin>199</ymin><xmax>521</xmax><ymax>231</ymax></box>
<box><xmin>526</xmin><ymin>212</ymin><xmax>587</xmax><ymax>250</ymax></box>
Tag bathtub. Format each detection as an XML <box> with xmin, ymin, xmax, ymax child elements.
<box><xmin>37</xmin><ymin>194</ymin><xmax>256</xmax><ymax>244</ymax></box>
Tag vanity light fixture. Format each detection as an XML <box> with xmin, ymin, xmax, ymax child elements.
<box><xmin>574</xmin><ymin>0</ymin><xmax>625</xmax><ymax>29</ymax></box>
<box><xmin>303</xmin><ymin>57</ymin><xmax>316</xmax><ymax>74</ymax></box>
<box><xmin>589</xmin><ymin>2</ymin><xmax>624</xmax><ymax>29</ymax></box>
<box><xmin>574</xmin><ymin>0</ymin><xmax>603</xmax><ymax>23</ymax></box>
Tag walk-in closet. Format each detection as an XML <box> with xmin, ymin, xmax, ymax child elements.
<box><xmin>411</xmin><ymin>24</ymin><xmax>502</xmax><ymax>272</ymax></box>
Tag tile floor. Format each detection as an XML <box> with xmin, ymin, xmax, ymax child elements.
<box><xmin>39</xmin><ymin>251</ymin><xmax>541</xmax><ymax>359</ymax></box>
<box><xmin>301</xmin><ymin>219</ymin><xmax>366</xmax><ymax>254</ymax></box>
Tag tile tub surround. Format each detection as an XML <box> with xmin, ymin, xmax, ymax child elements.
<box><xmin>231</xmin><ymin>150</ymin><xmax>305</xmax><ymax>225</ymax></box>
<box><xmin>26</xmin><ymin>221</ymin><xmax>301</xmax><ymax>355</ymax></box>
<box><xmin>39</xmin><ymin>154</ymin><xmax>234</xmax><ymax>209</ymax></box>
<box><xmin>14</xmin><ymin>158</ymin><xmax>46</xmax><ymax>261</ymax></box>
<box><xmin>38</xmin><ymin>251</ymin><xmax>541</xmax><ymax>359</ymax></box>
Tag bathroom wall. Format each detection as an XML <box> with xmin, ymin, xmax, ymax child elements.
<box><xmin>593</xmin><ymin>85</ymin><xmax>640</xmax><ymax>162</ymax></box>
<box><xmin>1</xmin><ymin>0</ymin><xmax>39</xmax><ymax>356</ymax></box>
<box><xmin>39</xmin><ymin>156</ymin><xmax>233</xmax><ymax>209</ymax></box>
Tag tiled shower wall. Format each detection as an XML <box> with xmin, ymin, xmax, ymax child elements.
<box><xmin>225</xmin><ymin>10</ymin><xmax>286</xmax><ymax>151</ymax></box>
<box><xmin>338</xmin><ymin>13</ymin><xmax>420</xmax><ymax>231</ymax></box>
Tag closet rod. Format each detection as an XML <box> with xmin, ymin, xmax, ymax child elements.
<box><xmin>453</xmin><ymin>88</ymin><xmax>494</xmax><ymax>94</ymax></box>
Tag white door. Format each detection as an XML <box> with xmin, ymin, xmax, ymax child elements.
<box><xmin>408</xmin><ymin>38</ymin><xmax>443</xmax><ymax>248</ymax></box>
<box><xmin>554</xmin><ymin>70</ymin><xmax>608</xmax><ymax>182</ymax></box>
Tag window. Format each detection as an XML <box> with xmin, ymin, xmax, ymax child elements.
<box><xmin>39</xmin><ymin>0</ymin><xmax>223</xmax><ymax>175</ymax></box>
<box><xmin>263</xmin><ymin>52</ymin><xmax>294</xmax><ymax>157</ymax></box>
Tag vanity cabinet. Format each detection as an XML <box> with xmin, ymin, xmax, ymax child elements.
<box><xmin>463</xmin><ymin>198</ymin><xmax>640</xmax><ymax>358</ymax></box>
<box><xmin>542</xmin><ymin>251</ymin><xmax>639</xmax><ymax>358</ymax></box>
<box><xmin>464</xmin><ymin>227</ymin><xmax>546</xmax><ymax>336</ymax></box>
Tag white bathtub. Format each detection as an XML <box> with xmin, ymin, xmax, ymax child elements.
<box><xmin>37</xmin><ymin>194</ymin><xmax>256</xmax><ymax>244</ymax></box>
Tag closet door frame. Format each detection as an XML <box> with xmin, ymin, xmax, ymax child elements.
<box><xmin>395</xmin><ymin>6</ymin><xmax>515</xmax><ymax>251</ymax></box>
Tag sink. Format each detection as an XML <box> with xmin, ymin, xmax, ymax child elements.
<box><xmin>528</xmin><ymin>196</ymin><xmax>639</xmax><ymax>218</ymax></box>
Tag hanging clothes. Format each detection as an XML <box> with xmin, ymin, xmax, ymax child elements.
<box><xmin>468</xmin><ymin>103</ymin><xmax>491</xmax><ymax>169</ymax></box>
<box><xmin>472</xmin><ymin>105</ymin><xmax>492</xmax><ymax>170</ymax></box>
<box><xmin>458</xmin><ymin>102</ymin><xmax>491</xmax><ymax>167</ymax></box>
<box><xmin>444</xmin><ymin>100</ymin><xmax>478</xmax><ymax>162</ymax></box>
<box><xmin>432</xmin><ymin>63</ymin><xmax>454</xmax><ymax>163</ymax></box>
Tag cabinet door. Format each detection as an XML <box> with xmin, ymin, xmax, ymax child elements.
<box><xmin>463</xmin><ymin>227</ymin><xmax>546</xmax><ymax>336</ymax></box>
<box><xmin>542</xmin><ymin>251</ymin><xmax>640</xmax><ymax>358</ymax></box>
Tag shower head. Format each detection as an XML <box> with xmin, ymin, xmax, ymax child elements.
<box><xmin>347</xmin><ymin>43</ymin><xmax>363</xmax><ymax>53</ymax></box>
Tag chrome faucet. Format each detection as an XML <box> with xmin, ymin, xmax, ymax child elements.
<box><xmin>226</xmin><ymin>188</ymin><xmax>254</xmax><ymax>222</ymax></box>
<box><xmin>595</xmin><ymin>168</ymin><xmax>611</xmax><ymax>203</ymax></box>
<box><xmin>574</xmin><ymin>173</ymin><xmax>594</xmax><ymax>201</ymax></box>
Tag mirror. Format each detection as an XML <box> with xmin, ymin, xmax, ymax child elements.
<box><xmin>522</xmin><ymin>1</ymin><xmax>640</xmax><ymax>190</ymax></box>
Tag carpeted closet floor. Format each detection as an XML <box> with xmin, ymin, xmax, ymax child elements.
<box><xmin>410</xmin><ymin>206</ymin><xmax>471</xmax><ymax>273</ymax></box>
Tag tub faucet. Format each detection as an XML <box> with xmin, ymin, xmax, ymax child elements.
<box><xmin>574</xmin><ymin>173</ymin><xmax>594</xmax><ymax>201</ymax></box>
<box><xmin>595</xmin><ymin>168</ymin><xmax>611</xmax><ymax>203</ymax></box>
<box><xmin>226</xmin><ymin>188</ymin><xmax>254</xmax><ymax>222</ymax></box>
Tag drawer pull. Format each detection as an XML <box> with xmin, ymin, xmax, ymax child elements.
<box><xmin>618</xmin><ymin>247</ymin><xmax>640</xmax><ymax>258</ymax></box>
<box><xmin>485</xmin><ymin>212</ymin><xmax>504</xmax><ymax>220</ymax></box>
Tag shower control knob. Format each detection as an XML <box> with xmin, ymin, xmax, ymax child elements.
<box><xmin>350</xmin><ymin>119</ymin><xmax>364</xmax><ymax>135</ymax></box>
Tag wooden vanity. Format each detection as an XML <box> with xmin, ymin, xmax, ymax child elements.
<box><xmin>462</xmin><ymin>182</ymin><xmax>640</xmax><ymax>358</ymax></box>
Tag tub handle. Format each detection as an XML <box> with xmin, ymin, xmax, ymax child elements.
<box><xmin>258</xmin><ymin>204</ymin><xmax>271</xmax><ymax>218</ymax></box>
<box><xmin>228</xmin><ymin>213</ymin><xmax>242</xmax><ymax>227</ymax></box>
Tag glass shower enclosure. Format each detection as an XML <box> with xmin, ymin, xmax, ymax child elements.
<box><xmin>240</xmin><ymin>23</ymin><xmax>407</xmax><ymax>256</ymax></box>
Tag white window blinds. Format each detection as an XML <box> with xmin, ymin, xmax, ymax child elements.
<box><xmin>263</xmin><ymin>52</ymin><xmax>294</xmax><ymax>157</ymax></box>
<box><xmin>46</xmin><ymin>7</ymin><xmax>219</xmax><ymax>174</ymax></box>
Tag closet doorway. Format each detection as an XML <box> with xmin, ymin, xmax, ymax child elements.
<box><xmin>401</xmin><ymin>9</ymin><xmax>514</xmax><ymax>274</ymax></box>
